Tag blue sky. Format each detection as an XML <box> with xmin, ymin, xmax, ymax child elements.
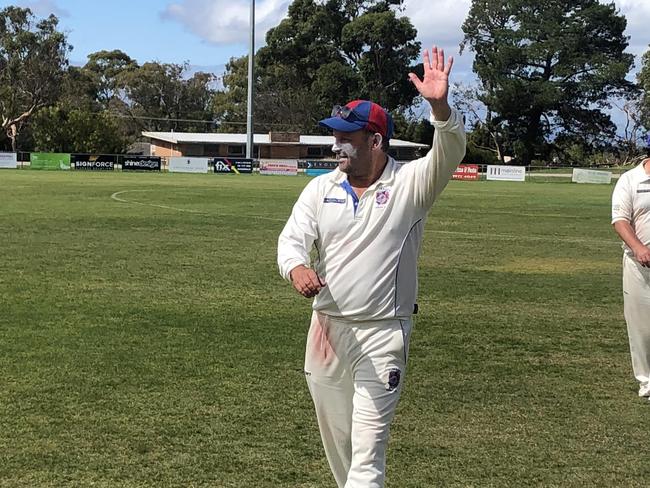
<box><xmin>1</xmin><ymin>0</ymin><xmax>648</xmax><ymax>129</ymax></box>
<box><xmin>3</xmin><ymin>0</ymin><xmax>648</xmax><ymax>80</ymax></box>
<box><xmin>0</xmin><ymin>0</ymin><xmax>247</xmax><ymax>71</ymax></box>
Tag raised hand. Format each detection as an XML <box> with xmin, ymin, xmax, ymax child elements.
<box><xmin>408</xmin><ymin>46</ymin><xmax>453</xmax><ymax>120</ymax></box>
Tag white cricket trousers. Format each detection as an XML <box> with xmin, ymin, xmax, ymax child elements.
<box><xmin>304</xmin><ymin>311</ymin><xmax>412</xmax><ymax>488</ymax></box>
<box><xmin>623</xmin><ymin>254</ymin><xmax>650</xmax><ymax>385</ymax></box>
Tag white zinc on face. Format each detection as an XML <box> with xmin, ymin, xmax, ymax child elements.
<box><xmin>332</xmin><ymin>140</ymin><xmax>358</xmax><ymax>159</ymax></box>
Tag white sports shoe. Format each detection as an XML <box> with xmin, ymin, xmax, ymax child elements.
<box><xmin>638</xmin><ymin>383</ymin><xmax>650</xmax><ymax>397</ymax></box>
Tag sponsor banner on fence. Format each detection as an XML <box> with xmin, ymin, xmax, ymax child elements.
<box><xmin>260</xmin><ymin>160</ymin><xmax>298</xmax><ymax>176</ymax></box>
<box><xmin>571</xmin><ymin>168</ymin><xmax>612</xmax><ymax>184</ymax></box>
<box><xmin>169</xmin><ymin>157</ymin><xmax>209</xmax><ymax>173</ymax></box>
<box><xmin>121</xmin><ymin>156</ymin><xmax>162</xmax><ymax>171</ymax></box>
<box><xmin>304</xmin><ymin>160</ymin><xmax>338</xmax><ymax>170</ymax></box>
<box><xmin>211</xmin><ymin>158</ymin><xmax>253</xmax><ymax>174</ymax></box>
<box><xmin>30</xmin><ymin>153</ymin><xmax>71</xmax><ymax>170</ymax></box>
<box><xmin>0</xmin><ymin>152</ymin><xmax>17</xmax><ymax>168</ymax></box>
<box><xmin>306</xmin><ymin>169</ymin><xmax>333</xmax><ymax>177</ymax></box>
<box><xmin>72</xmin><ymin>154</ymin><xmax>116</xmax><ymax>171</ymax></box>
<box><xmin>452</xmin><ymin>164</ymin><xmax>479</xmax><ymax>181</ymax></box>
<box><xmin>486</xmin><ymin>165</ymin><xmax>526</xmax><ymax>182</ymax></box>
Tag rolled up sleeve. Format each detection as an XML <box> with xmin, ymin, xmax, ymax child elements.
<box><xmin>612</xmin><ymin>174</ymin><xmax>632</xmax><ymax>224</ymax></box>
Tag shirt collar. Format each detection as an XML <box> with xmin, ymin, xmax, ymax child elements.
<box><xmin>632</xmin><ymin>160</ymin><xmax>650</xmax><ymax>183</ymax></box>
<box><xmin>328</xmin><ymin>156</ymin><xmax>397</xmax><ymax>187</ymax></box>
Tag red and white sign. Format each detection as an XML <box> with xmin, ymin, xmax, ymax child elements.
<box><xmin>452</xmin><ymin>164</ymin><xmax>479</xmax><ymax>181</ymax></box>
<box><xmin>260</xmin><ymin>160</ymin><xmax>298</xmax><ymax>176</ymax></box>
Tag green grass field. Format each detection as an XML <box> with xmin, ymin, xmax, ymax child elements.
<box><xmin>0</xmin><ymin>170</ymin><xmax>647</xmax><ymax>487</ymax></box>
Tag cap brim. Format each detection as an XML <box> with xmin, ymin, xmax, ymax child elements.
<box><xmin>319</xmin><ymin>117</ymin><xmax>365</xmax><ymax>133</ymax></box>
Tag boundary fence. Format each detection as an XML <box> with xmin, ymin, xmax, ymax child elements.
<box><xmin>0</xmin><ymin>151</ymin><xmax>633</xmax><ymax>183</ymax></box>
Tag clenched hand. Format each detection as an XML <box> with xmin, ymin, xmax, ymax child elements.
<box><xmin>290</xmin><ymin>265</ymin><xmax>327</xmax><ymax>298</ymax></box>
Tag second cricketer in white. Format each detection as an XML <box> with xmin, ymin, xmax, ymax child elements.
<box><xmin>612</xmin><ymin>155</ymin><xmax>650</xmax><ymax>399</ymax></box>
<box><xmin>277</xmin><ymin>47</ymin><xmax>466</xmax><ymax>487</ymax></box>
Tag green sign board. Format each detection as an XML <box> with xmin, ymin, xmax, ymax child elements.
<box><xmin>30</xmin><ymin>153</ymin><xmax>71</xmax><ymax>170</ymax></box>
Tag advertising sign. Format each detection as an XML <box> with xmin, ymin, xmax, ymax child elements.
<box><xmin>169</xmin><ymin>157</ymin><xmax>209</xmax><ymax>173</ymax></box>
<box><xmin>260</xmin><ymin>160</ymin><xmax>298</xmax><ymax>176</ymax></box>
<box><xmin>571</xmin><ymin>168</ymin><xmax>612</xmax><ymax>184</ymax></box>
<box><xmin>305</xmin><ymin>160</ymin><xmax>338</xmax><ymax>170</ymax></box>
<box><xmin>121</xmin><ymin>156</ymin><xmax>162</xmax><ymax>172</ymax></box>
<box><xmin>452</xmin><ymin>164</ymin><xmax>479</xmax><ymax>181</ymax></box>
<box><xmin>0</xmin><ymin>152</ymin><xmax>17</xmax><ymax>169</ymax></box>
<box><xmin>306</xmin><ymin>169</ymin><xmax>333</xmax><ymax>177</ymax></box>
<box><xmin>486</xmin><ymin>165</ymin><xmax>526</xmax><ymax>182</ymax></box>
<box><xmin>72</xmin><ymin>154</ymin><xmax>116</xmax><ymax>171</ymax></box>
<box><xmin>211</xmin><ymin>158</ymin><xmax>253</xmax><ymax>174</ymax></box>
<box><xmin>30</xmin><ymin>153</ymin><xmax>71</xmax><ymax>170</ymax></box>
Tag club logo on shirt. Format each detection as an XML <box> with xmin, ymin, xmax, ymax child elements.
<box><xmin>386</xmin><ymin>368</ymin><xmax>401</xmax><ymax>391</ymax></box>
<box><xmin>375</xmin><ymin>189</ymin><xmax>391</xmax><ymax>207</ymax></box>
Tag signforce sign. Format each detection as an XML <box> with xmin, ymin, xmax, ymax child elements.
<box><xmin>486</xmin><ymin>165</ymin><xmax>526</xmax><ymax>182</ymax></box>
<box><xmin>72</xmin><ymin>154</ymin><xmax>116</xmax><ymax>171</ymax></box>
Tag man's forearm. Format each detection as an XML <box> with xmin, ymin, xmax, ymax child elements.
<box><xmin>613</xmin><ymin>220</ymin><xmax>647</xmax><ymax>253</ymax></box>
<box><xmin>428</xmin><ymin>99</ymin><xmax>451</xmax><ymax>122</ymax></box>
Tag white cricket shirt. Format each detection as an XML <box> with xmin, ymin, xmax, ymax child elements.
<box><xmin>277</xmin><ymin>108</ymin><xmax>466</xmax><ymax>321</ymax></box>
<box><xmin>612</xmin><ymin>160</ymin><xmax>650</xmax><ymax>257</ymax></box>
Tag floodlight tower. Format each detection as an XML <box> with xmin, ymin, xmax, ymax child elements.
<box><xmin>246</xmin><ymin>0</ymin><xmax>255</xmax><ymax>159</ymax></box>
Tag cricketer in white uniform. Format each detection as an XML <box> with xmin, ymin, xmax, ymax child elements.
<box><xmin>277</xmin><ymin>47</ymin><xmax>466</xmax><ymax>487</ymax></box>
<box><xmin>612</xmin><ymin>148</ymin><xmax>650</xmax><ymax>399</ymax></box>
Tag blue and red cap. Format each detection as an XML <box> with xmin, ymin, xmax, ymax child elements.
<box><xmin>319</xmin><ymin>100</ymin><xmax>394</xmax><ymax>140</ymax></box>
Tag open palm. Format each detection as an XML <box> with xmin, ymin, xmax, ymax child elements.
<box><xmin>408</xmin><ymin>46</ymin><xmax>453</xmax><ymax>105</ymax></box>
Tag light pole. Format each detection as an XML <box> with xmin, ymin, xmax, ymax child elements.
<box><xmin>246</xmin><ymin>0</ymin><xmax>255</xmax><ymax>159</ymax></box>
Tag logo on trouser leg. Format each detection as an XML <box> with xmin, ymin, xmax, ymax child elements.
<box><xmin>386</xmin><ymin>368</ymin><xmax>401</xmax><ymax>391</ymax></box>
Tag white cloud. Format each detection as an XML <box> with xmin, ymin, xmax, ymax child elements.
<box><xmin>15</xmin><ymin>0</ymin><xmax>70</xmax><ymax>18</ymax></box>
<box><xmin>613</xmin><ymin>0</ymin><xmax>650</xmax><ymax>59</ymax></box>
<box><xmin>161</xmin><ymin>0</ymin><xmax>291</xmax><ymax>45</ymax></box>
<box><xmin>401</xmin><ymin>0</ymin><xmax>473</xmax><ymax>82</ymax></box>
<box><xmin>402</xmin><ymin>0</ymin><xmax>470</xmax><ymax>50</ymax></box>
<box><xmin>161</xmin><ymin>0</ymin><xmax>648</xmax><ymax>74</ymax></box>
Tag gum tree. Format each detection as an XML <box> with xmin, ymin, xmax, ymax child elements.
<box><xmin>461</xmin><ymin>0</ymin><xmax>634</xmax><ymax>164</ymax></box>
<box><xmin>0</xmin><ymin>6</ymin><xmax>69</xmax><ymax>151</ymax></box>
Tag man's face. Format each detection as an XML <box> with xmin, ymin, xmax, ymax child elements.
<box><xmin>331</xmin><ymin>129</ymin><xmax>375</xmax><ymax>175</ymax></box>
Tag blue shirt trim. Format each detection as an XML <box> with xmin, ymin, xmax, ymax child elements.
<box><xmin>340</xmin><ymin>180</ymin><xmax>359</xmax><ymax>215</ymax></box>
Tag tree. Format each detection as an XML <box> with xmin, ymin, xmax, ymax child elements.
<box><xmin>0</xmin><ymin>6</ymin><xmax>70</xmax><ymax>151</ymax></box>
<box><xmin>30</xmin><ymin>105</ymin><xmax>126</xmax><ymax>153</ymax></box>
<box><xmin>639</xmin><ymin>46</ymin><xmax>650</xmax><ymax>133</ymax></box>
<box><xmin>452</xmin><ymin>82</ymin><xmax>510</xmax><ymax>162</ymax></box>
<box><xmin>461</xmin><ymin>0</ymin><xmax>634</xmax><ymax>164</ymax></box>
<box><xmin>119</xmin><ymin>62</ymin><xmax>216</xmax><ymax>132</ymax></box>
<box><xmin>214</xmin><ymin>0</ymin><xmax>421</xmax><ymax>134</ymax></box>
<box><xmin>211</xmin><ymin>56</ymin><xmax>250</xmax><ymax>133</ymax></box>
<box><xmin>26</xmin><ymin>64</ymin><xmax>128</xmax><ymax>153</ymax></box>
<box><xmin>84</xmin><ymin>49</ymin><xmax>137</xmax><ymax>109</ymax></box>
<box><xmin>340</xmin><ymin>9</ymin><xmax>419</xmax><ymax>108</ymax></box>
<box><xmin>611</xmin><ymin>96</ymin><xmax>646</xmax><ymax>165</ymax></box>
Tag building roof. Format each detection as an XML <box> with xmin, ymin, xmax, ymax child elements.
<box><xmin>142</xmin><ymin>131</ymin><xmax>429</xmax><ymax>148</ymax></box>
